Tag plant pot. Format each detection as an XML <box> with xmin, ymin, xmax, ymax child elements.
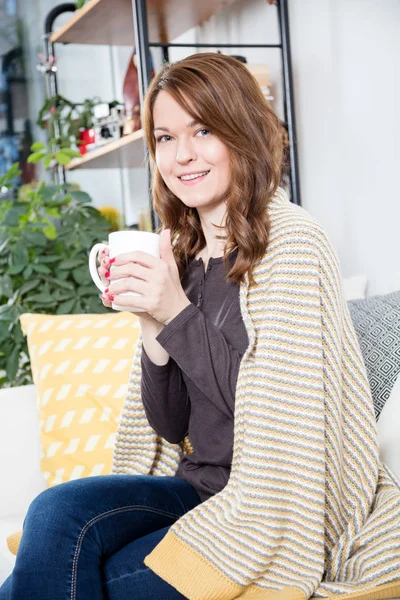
<box><xmin>79</xmin><ymin>128</ymin><xmax>95</xmax><ymax>155</ymax></box>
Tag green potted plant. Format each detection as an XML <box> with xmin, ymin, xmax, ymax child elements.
<box><xmin>37</xmin><ymin>95</ymin><xmax>119</xmax><ymax>156</ymax></box>
<box><xmin>71</xmin><ymin>97</ymin><xmax>100</xmax><ymax>155</ymax></box>
<box><xmin>27</xmin><ymin>140</ymin><xmax>81</xmax><ymax>169</ymax></box>
<box><xmin>37</xmin><ymin>94</ymin><xmax>77</xmax><ymax>146</ymax></box>
<box><xmin>0</xmin><ymin>160</ymin><xmax>111</xmax><ymax>387</ymax></box>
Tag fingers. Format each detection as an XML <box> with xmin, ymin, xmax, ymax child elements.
<box><xmin>107</xmin><ymin>277</ymin><xmax>148</xmax><ymax>296</ymax></box>
<box><xmin>109</xmin><ymin>293</ymin><xmax>146</xmax><ymax>312</ymax></box>
<box><xmin>111</xmin><ymin>251</ymin><xmax>160</xmax><ymax>269</ymax></box>
<box><xmin>107</xmin><ymin>262</ymin><xmax>149</xmax><ymax>282</ymax></box>
<box><xmin>100</xmin><ymin>293</ymin><xmax>112</xmax><ymax>308</ymax></box>
<box><xmin>98</xmin><ymin>252</ymin><xmax>111</xmax><ymax>287</ymax></box>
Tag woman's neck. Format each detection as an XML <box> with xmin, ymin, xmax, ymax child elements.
<box><xmin>196</xmin><ymin>204</ymin><xmax>227</xmax><ymax>261</ymax></box>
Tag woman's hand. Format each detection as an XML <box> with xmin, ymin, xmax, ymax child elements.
<box><xmin>97</xmin><ymin>248</ymin><xmax>112</xmax><ymax>308</ymax></box>
<box><xmin>103</xmin><ymin>229</ymin><xmax>191</xmax><ymax>325</ymax></box>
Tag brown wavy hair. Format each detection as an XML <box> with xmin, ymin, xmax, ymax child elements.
<box><xmin>142</xmin><ymin>52</ymin><xmax>284</xmax><ymax>284</ymax></box>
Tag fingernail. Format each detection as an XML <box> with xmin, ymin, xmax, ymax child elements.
<box><xmin>104</xmin><ymin>288</ymin><xmax>109</xmax><ymax>294</ymax></box>
<box><xmin>109</xmin><ymin>295</ymin><xmax>114</xmax><ymax>302</ymax></box>
<box><xmin>109</xmin><ymin>258</ymin><xmax>115</xmax><ymax>264</ymax></box>
<box><xmin>105</xmin><ymin>271</ymin><xmax>110</xmax><ymax>278</ymax></box>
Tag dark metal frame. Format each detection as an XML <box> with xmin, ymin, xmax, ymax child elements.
<box><xmin>1</xmin><ymin>47</ymin><xmax>25</xmax><ymax>136</ymax></box>
<box><xmin>43</xmin><ymin>3</ymin><xmax>77</xmax><ymax>185</ymax></box>
<box><xmin>44</xmin><ymin>0</ymin><xmax>300</xmax><ymax>209</ymax></box>
<box><xmin>132</xmin><ymin>0</ymin><xmax>301</xmax><ymax>206</ymax></box>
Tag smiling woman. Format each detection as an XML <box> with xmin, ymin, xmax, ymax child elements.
<box><xmin>152</xmin><ymin>90</ymin><xmax>231</xmax><ymax>232</ymax></box>
<box><xmin>3</xmin><ymin>52</ymin><xmax>400</xmax><ymax>600</ymax></box>
<box><xmin>143</xmin><ymin>52</ymin><xmax>284</xmax><ymax>283</ymax></box>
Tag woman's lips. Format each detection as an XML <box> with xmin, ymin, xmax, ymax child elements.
<box><xmin>177</xmin><ymin>170</ymin><xmax>210</xmax><ymax>185</ymax></box>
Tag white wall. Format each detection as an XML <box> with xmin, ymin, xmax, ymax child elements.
<box><xmin>289</xmin><ymin>0</ymin><xmax>400</xmax><ymax>295</ymax></box>
<box><xmin>20</xmin><ymin>0</ymin><xmax>399</xmax><ymax>295</ymax></box>
<box><xmin>199</xmin><ymin>0</ymin><xmax>400</xmax><ymax>296</ymax></box>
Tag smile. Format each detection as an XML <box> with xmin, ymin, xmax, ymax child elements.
<box><xmin>178</xmin><ymin>170</ymin><xmax>210</xmax><ymax>182</ymax></box>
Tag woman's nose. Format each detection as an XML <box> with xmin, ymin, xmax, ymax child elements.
<box><xmin>175</xmin><ymin>138</ymin><xmax>196</xmax><ymax>164</ymax></box>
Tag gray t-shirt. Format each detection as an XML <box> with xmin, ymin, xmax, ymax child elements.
<box><xmin>141</xmin><ymin>253</ymin><xmax>249</xmax><ymax>501</ymax></box>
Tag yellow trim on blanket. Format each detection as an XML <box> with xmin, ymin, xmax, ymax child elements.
<box><xmin>324</xmin><ymin>581</ymin><xmax>400</xmax><ymax>600</ymax></box>
<box><xmin>145</xmin><ymin>529</ymin><xmax>308</xmax><ymax>600</ymax></box>
<box><xmin>145</xmin><ymin>529</ymin><xmax>400</xmax><ymax>600</ymax></box>
<box><xmin>144</xmin><ymin>529</ymin><xmax>243</xmax><ymax>599</ymax></box>
<box><xmin>238</xmin><ymin>585</ymin><xmax>306</xmax><ymax>599</ymax></box>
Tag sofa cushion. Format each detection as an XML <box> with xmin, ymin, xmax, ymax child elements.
<box><xmin>348</xmin><ymin>290</ymin><xmax>400</xmax><ymax>419</ymax></box>
<box><xmin>377</xmin><ymin>372</ymin><xmax>400</xmax><ymax>481</ymax></box>
<box><xmin>0</xmin><ymin>385</ymin><xmax>46</xmax><ymax>518</ymax></box>
<box><xmin>20</xmin><ymin>312</ymin><xmax>140</xmax><ymax>487</ymax></box>
<box><xmin>342</xmin><ymin>274</ymin><xmax>367</xmax><ymax>301</ymax></box>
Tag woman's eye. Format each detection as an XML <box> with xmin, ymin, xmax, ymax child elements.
<box><xmin>196</xmin><ymin>128</ymin><xmax>210</xmax><ymax>137</ymax></box>
<box><xmin>156</xmin><ymin>135</ymin><xmax>172</xmax><ymax>143</ymax></box>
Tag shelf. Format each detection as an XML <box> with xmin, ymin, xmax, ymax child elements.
<box><xmin>65</xmin><ymin>129</ymin><xmax>145</xmax><ymax>170</ymax></box>
<box><xmin>65</xmin><ymin>64</ymin><xmax>271</xmax><ymax>171</ymax></box>
<box><xmin>51</xmin><ymin>0</ymin><xmax>238</xmax><ymax>46</ymax></box>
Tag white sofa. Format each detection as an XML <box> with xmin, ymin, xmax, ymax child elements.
<box><xmin>1</xmin><ymin>380</ymin><xmax>400</xmax><ymax>586</ymax></box>
<box><xmin>0</xmin><ymin>385</ymin><xmax>46</xmax><ymax>584</ymax></box>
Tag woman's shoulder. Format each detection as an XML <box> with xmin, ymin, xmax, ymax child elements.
<box><xmin>268</xmin><ymin>187</ymin><xmax>333</xmax><ymax>250</ymax></box>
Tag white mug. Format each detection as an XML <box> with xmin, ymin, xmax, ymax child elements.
<box><xmin>88</xmin><ymin>230</ymin><xmax>160</xmax><ymax>312</ymax></box>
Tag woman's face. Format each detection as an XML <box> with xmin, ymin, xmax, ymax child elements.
<box><xmin>153</xmin><ymin>91</ymin><xmax>231</xmax><ymax>214</ymax></box>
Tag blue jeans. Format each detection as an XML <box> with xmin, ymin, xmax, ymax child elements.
<box><xmin>0</xmin><ymin>475</ymin><xmax>201</xmax><ymax>599</ymax></box>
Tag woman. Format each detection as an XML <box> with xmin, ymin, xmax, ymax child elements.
<box><xmin>1</xmin><ymin>53</ymin><xmax>399</xmax><ymax>600</ymax></box>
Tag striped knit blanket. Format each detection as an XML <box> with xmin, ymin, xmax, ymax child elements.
<box><xmin>112</xmin><ymin>188</ymin><xmax>400</xmax><ymax>600</ymax></box>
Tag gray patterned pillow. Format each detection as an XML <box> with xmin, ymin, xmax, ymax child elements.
<box><xmin>348</xmin><ymin>290</ymin><xmax>400</xmax><ymax>420</ymax></box>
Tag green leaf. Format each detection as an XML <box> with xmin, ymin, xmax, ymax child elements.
<box><xmin>6</xmin><ymin>346</ymin><xmax>19</xmax><ymax>382</ymax></box>
<box><xmin>13</xmin><ymin>322</ymin><xmax>24</xmax><ymax>345</ymax></box>
<box><xmin>43</xmin><ymin>155</ymin><xmax>53</xmax><ymax>168</ymax></box>
<box><xmin>55</xmin><ymin>151</ymin><xmax>72</xmax><ymax>166</ymax></box>
<box><xmin>2</xmin><ymin>205</ymin><xmax>26</xmax><ymax>226</ymax></box>
<box><xmin>0</xmin><ymin>321</ymin><xmax>9</xmax><ymax>341</ymax></box>
<box><xmin>23</xmin><ymin>266</ymin><xmax>33</xmax><ymax>279</ymax></box>
<box><xmin>19</xmin><ymin>280</ymin><xmax>41</xmax><ymax>295</ymax></box>
<box><xmin>53</xmin><ymin>289</ymin><xmax>75</xmax><ymax>301</ymax></box>
<box><xmin>77</xmin><ymin>285</ymin><xmax>98</xmax><ymax>297</ymax></box>
<box><xmin>60</xmin><ymin>148</ymin><xmax>81</xmax><ymax>158</ymax></box>
<box><xmin>22</xmin><ymin>230</ymin><xmax>48</xmax><ymax>247</ymax></box>
<box><xmin>12</xmin><ymin>245</ymin><xmax>29</xmax><ymax>267</ymax></box>
<box><xmin>27</xmin><ymin>151</ymin><xmax>46</xmax><ymax>163</ymax></box>
<box><xmin>49</xmin><ymin>278</ymin><xmax>74</xmax><ymax>290</ymax></box>
<box><xmin>86</xmin><ymin>295</ymin><xmax>108</xmax><ymax>313</ymax></box>
<box><xmin>59</xmin><ymin>258</ymin><xmax>85</xmax><ymax>270</ymax></box>
<box><xmin>57</xmin><ymin>270</ymin><xmax>69</xmax><ymax>281</ymax></box>
<box><xmin>30</xmin><ymin>142</ymin><xmax>46</xmax><ymax>151</ymax></box>
<box><xmin>32</xmin><ymin>264</ymin><xmax>51</xmax><ymax>274</ymax></box>
<box><xmin>72</xmin><ymin>266</ymin><xmax>91</xmax><ymax>285</ymax></box>
<box><xmin>0</xmin><ymin>162</ymin><xmax>21</xmax><ymax>187</ymax></box>
<box><xmin>6</xmin><ymin>264</ymin><xmax>25</xmax><ymax>275</ymax></box>
<box><xmin>0</xmin><ymin>275</ymin><xmax>13</xmax><ymax>298</ymax></box>
<box><xmin>27</xmin><ymin>293</ymin><xmax>54</xmax><ymax>304</ymax></box>
<box><xmin>56</xmin><ymin>298</ymin><xmax>76</xmax><ymax>314</ymax></box>
<box><xmin>36</xmin><ymin>255</ymin><xmax>59</xmax><ymax>264</ymax></box>
<box><xmin>43</xmin><ymin>219</ymin><xmax>57</xmax><ymax>240</ymax></box>
<box><xmin>45</xmin><ymin>208</ymin><xmax>61</xmax><ymax>219</ymax></box>
<box><xmin>70</xmin><ymin>191</ymin><xmax>92</xmax><ymax>204</ymax></box>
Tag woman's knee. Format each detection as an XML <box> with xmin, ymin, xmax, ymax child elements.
<box><xmin>25</xmin><ymin>478</ymin><xmax>94</xmax><ymax>533</ymax></box>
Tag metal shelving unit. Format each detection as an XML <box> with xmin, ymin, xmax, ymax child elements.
<box><xmin>45</xmin><ymin>0</ymin><xmax>301</xmax><ymax>215</ymax></box>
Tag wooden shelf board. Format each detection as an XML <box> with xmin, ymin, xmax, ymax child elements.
<box><xmin>65</xmin><ymin>129</ymin><xmax>146</xmax><ymax>170</ymax></box>
<box><xmin>51</xmin><ymin>0</ymin><xmax>239</xmax><ymax>46</ymax></box>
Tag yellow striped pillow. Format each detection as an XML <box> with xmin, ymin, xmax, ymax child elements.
<box><xmin>20</xmin><ymin>312</ymin><xmax>139</xmax><ymax>486</ymax></box>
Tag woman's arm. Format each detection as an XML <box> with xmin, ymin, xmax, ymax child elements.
<box><xmin>141</xmin><ymin>348</ymin><xmax>190</xmax><ymax>444</ymax></box>
<box><xmin>140</xmin><ymin>314</ymin><xmax>190</xmax><ymax>444</ymax></box>
<box><xmin>156</xmin><ymin>304</ymin><xmax>245</xmax><ymax>418</ymax></box>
